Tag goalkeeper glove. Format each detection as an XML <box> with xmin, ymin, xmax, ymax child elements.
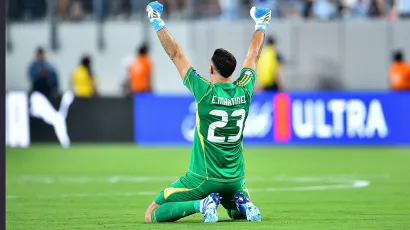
<box><xmin>250</xmin><ymin>6</ymin><xmax>271</xmax><ymax>33</ymax></box>
<box><xmin>146</xmin><ymin>1</ymin><xmax>165</xmax><ymax>32</ymax></box>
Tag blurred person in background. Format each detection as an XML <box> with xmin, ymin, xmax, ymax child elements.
<box><xmin>56</xmin><ymin>0</ymin><xmax>70</xmax><ymax>20</ymax></box>
<box><xmin>385</xmin><ymin>0</ymin><xmax>398</xmax><ymax>21</ymax></box>
<box><xmin>69</xmin><ymin>0</ymin><xmax>85</xmax><ymax>21</ymax></box>
<box><xmin>389</xmin><ymin>50</ymin><xmax>410</xmax><ymax>91</ymax></box>
<box><xmin>351</xmin><ymin>0</ymin><xmax>370</xmax><ymax>18</ymax></box>
<box><xmin>109</xmin><ymin>0</ymin><xmax>131</xmax><ymax>19</ymax></box>
<box><xmin>196</xmin><ymin>0</ymin><xmax>221</xmax><ymax>18</ymax></box>
<box><xmin>28</xmin><ymin>47</ymin><xmax>59</xmax><ymax>98</ymax></box>
<box><xmin>167</xmin><ymin>0</ymin><xmax>188</xmax><ymax>19</ymax></box>
<box><xmin>302</xmin><ymin>0</ymin><xmax>314</xmax><ymax>19</ymax></box>
<box><xmin>92</xmin><ymin>0</ymin><xmax>110</xmax><ymax>21</ymax></box>
<box><xmin>120</xmin><ymin>55</ymin><xmax>134</xmax><ymax>97</ymax></box>
<box><xmin>368</xmin><ymin>0</ymin><xmax>385</xmax><ymax>17</ymax></box>
<box><xmin>276</xmin><ymin>0</ymin><xmax>303</xmax><ymax>19</ymax></box>
<box><xmin>129</xmin><ymin>43</ymin><xmax>152</xmax><ymax>94</ymax></box>
<box><xmin>219</xmin><ymin>0</ymin><xmax>239</xmax><ymax>20</ymax></box>
<box><xmin>256</xmin><ymin>36</ymin><xmax>285</xmax><ymax>91</ymax></box>
<box><xmin>396</xmin><ymin>0</ymin><xmax>410</xmax><ymax>18</ymax></box>
<box><xmin>71</xmin><ymin>55</ymin><xmax>98</xmax><ymax>97</ymax></box>
<box><xmin>132</xmin><ymin>0</ymin><xmax>151</xmax><ymax>19</ymax></box>
<box><xmin>313</xmin><ymin>0</ymin><xmax>338</xmax><ymax>20</ymax></box>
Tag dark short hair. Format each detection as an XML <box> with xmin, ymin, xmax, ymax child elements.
<box><xmin>211</xmin><ymin>48</ymin><xmax>237</xmax><ymax>78</ymax></box>
<box><xmin>81</xmin><ymin>55</ymin><xmax>91</xmax><ymax>67</ymax></box>
<box><xmin>36</xmin><ymin>47</ymin><xmax>44</xmax><ymax>55</ymax></box>
<box><xmin>393</xmin><ymin>50</ymin><xmax>404</xmax><ymax>62</ymax></box>
<box><xmin>267</xmin><ymin>36</ymin><xmax>276</xmax><ymax>45</ymax></box>
<box><xmin>138</xmin><ymin>43</ymin><xmax>149</xmax><ymax>55</ymax></box>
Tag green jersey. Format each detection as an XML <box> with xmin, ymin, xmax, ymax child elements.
<box><xmin>183</xmin><ymin>67</ymin><xmax>257</xmax><ymax>182</ymax></box>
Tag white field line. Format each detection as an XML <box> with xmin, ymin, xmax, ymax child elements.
<box><xmin>6</xmin><ymin>175</ymin><xmax>372</xmax><ymax>200</ymax></box>
<box><xmin>250</xmin><ymin>180</ymin><xmax>370</xmax><ymax>192</ymax></box>
<box><xmin>7</xmin><ymin>192</ymin><xmax>158</xmax><ymax>199</ymax></box>
<box><xmin>9</xmin><ymin>176</ymin><xmax>180</xmax><ymax>184</ymax></box>
<box><xmin>7</xmin><ymin>174</ymin><xmax>389</xmax><ymax>184</ymax></box>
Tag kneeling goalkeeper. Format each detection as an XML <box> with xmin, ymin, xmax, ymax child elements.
<box><xmin>144</xmin><ymin>1</ymin><xmax>271</xmax><ymax>223</ymax></box>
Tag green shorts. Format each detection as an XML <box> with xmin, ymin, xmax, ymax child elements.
<box><xmin>154</xmin><ymin>172</ymin><xmax>250</xmax><ymax>211</ymax></box>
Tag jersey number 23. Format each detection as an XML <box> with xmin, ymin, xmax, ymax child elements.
<box><xmin>207</xmin><ymin>109</ymin><xmax>246</xmax><ymax>143</ymax></box>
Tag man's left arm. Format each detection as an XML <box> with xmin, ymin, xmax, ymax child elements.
<box><xmin>146</xmin><ymin>1</ymin><xmax>191</xmax><ymax>80</ymax></box>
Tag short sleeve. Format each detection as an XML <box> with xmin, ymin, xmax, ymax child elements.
<box><xmin>234</xmin><ymin>68</ymin><xmax>257</xmax><ymax>97</ymax></box>
<box><xmin>183</xmin><ymin>67</ymin><xmax>211</xmax><ymax>101</ymax></box>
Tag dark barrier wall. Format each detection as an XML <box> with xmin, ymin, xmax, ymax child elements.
<box><xmin>30</xmin><ymin>96</ymin><xmax>134</xmax><ymax>143</ymax></box>
<box><xmin>134</xmin><ymin>92</ymin><xmax>410</xmax><ymax>146</ymax></box>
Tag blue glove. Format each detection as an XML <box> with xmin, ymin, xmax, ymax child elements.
<box><xmin>146</xmin><ymin>1</ymin><xmax>165</xmax><ymax>32</ymax></box>
<box><xmin>250</xmin><ymin>6</ymin><xmax>271</xmax><ymax>32</ymax></box>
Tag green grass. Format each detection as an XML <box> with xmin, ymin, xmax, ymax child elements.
<box><xmin>6</xmin><ymin>145</ymin><xmax>410</xmax><ymax>229</ymax></box>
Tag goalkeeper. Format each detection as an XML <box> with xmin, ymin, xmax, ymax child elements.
<box><xmin>144</xmin><ymin>1</ymin><xmax>271</xmax><ymax>223</ymax></box>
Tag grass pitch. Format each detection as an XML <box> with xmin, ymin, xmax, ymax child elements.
<box><xmin>6</xmin><ymin>145</ymin><xmax>410</xmax><ymax>229</ymax></box>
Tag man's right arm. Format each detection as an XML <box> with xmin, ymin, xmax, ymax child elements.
<box><xmin>146</xmin><ymin>1</ymin><xmax>191</xmax><ymax>80</ymax></box>
<box><xmin>146</xmin><ymin>1</ymin><xmax>210</xmax><ymax>100</ymax></box>
<box><xmin>235</xmin><ymin>6</ymin><xmax>271</xmax><ymax>96</ymax></box>
<box><xmin>242</xmin><ymin>6</ymin><xmax>271</xmax><ymax>70</ymax></box>
<box><xmin>242</xmin><ymin>31</ymin><xmax>265</xmax><ymax>70</ymax></box>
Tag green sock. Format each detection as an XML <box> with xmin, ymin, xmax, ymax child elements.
<box><xmin>151</xmin><ymin>200</ymin><xmax>201</xmax><ymax>223</ymax></box>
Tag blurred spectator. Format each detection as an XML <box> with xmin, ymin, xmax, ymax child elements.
<box><xmin>56</xmin><ymin>0</ymin><xmax>70</xmax><ymax>20</ymax></box>
<box><xmin>396</xmin><ymin>0</ymin><xmax>410</xmax><ymax>18</ymax></box>
<box><xmin>10</xmin><ymin>0</ymin><xmax>409</xmax><ymax>22</ymax></box>
<box><xmin>69</xmin><ymin>0</ymin><xmax>85</xmax><ymax>21</ymax></box>
<box><xmin>167</xmin><ymin>0</ymin><xmax>189</xmax><ymax>19</ymax></box>
<box><xmin>92</xmin><ymin>0</ymin><xmax>110</xmax><ymax>21</ymax></box>
<box><xmin>109</xmin><ymin>0</ymin><xmax>131</xmax><ymax>19</ymax></box>
<box><xmin>368</xmin><ymin>0</ymin><xmax>385</xmax><ymax>18</ymax></box>
<box><xmin>131</xmin><ymin>0</ymin><xmax>151</xmax><ymax>19</ymax></box>
<box><xmin>276</xmin><ymin>0</ymin><xmax>303</xmax><ymax>19</ymax></box>
<box><xmin>352</xmin><ymin>0</ymin><xmax>370</xmax><ymax>18</ymax></box>
<box><xmin>71</xmin><ymin>55</ymin><xmax>98</xmax><ymax>97</ymax></box>
<box><xmin>313</xmin><ymin>0</ymin><xmax>337</xmax><ymax>20</ymax></box>
<box><xmin>302</xmin><ymin>0</ymin><xmax>314</xmax><ymax>19</ymax></box>
<box><xmin>219</xmin><ymin>0</ymin><xmax>239</xmax><ymax>20</ymax></box>
<box><xmin>256</xmin><ymin>36</ymin><xmax>285</xmax><ymax>91</ymax></box>
<box><xmin>386</xmin><ymin>0</ymin><xmax>398</xmax><ymax>21</ymax></box>
<box><xmin>129</xmin><ymin>44</ymin><xmax>152</xmax><ymax>94</ymax></box>
<box><xmin>28</xmin><ymin>47</ymin><xmax>59</xmax><ymax>98</ymax></box>
<box><xmin>197</xmin><ymin>0</ymin><xmax>221</xmax><ymax>18</ymax></box>
<box><xmin>121</xmin><ymin>55</ymin><xmax>134</xmax><ymax>97</ymax></box>
<box><xmin>389</xmin><ymin>50</ymin><xmax>410</xmax><ymax>91</ymax></box>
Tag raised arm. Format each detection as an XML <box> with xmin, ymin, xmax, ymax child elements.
<box><xmin>146</xmin><ymin>1</ymin><xmax>191</xmax><ymax>80</ymax></box>
<box><xmin>243</xmin><ymin>6</ymin><xmax>272</xmax><ymax>70</ymax></box>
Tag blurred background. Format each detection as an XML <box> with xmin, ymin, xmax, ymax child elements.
<box><xmin>4</xmin><ymin>0</ymin><xmax>410</xmax><ymax>147</ymax></box>
<box><xmin>5</xmin><ymin>0</ymin><xmax>410</xmax><ymax>147</ymax></box>
<box><xmin>5</xmin><ymin>0</ymin><xmax>410</xmax><ymax>95</ymax></box>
